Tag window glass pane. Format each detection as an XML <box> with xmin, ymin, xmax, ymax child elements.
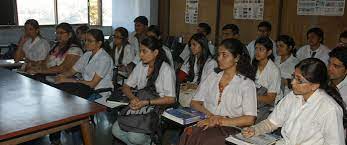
<box><xmin>102</xmin><ymin>0</ymin><xmax>112</xmax><ymax>26</ymax></box>
<box><xmin>57</xmin><ymin>0</ymin><xmax>88</xmax><ymax>24</ymax></box>
<box><xmin>17</xmin><ymin>0</ymin><xmax>55</xmax><ymax>25</ymax></box>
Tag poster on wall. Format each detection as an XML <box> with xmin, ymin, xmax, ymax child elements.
<box><xmin>233</xmin><ymin>0</ymin><xmax>264</xmax><ymax>20</ymax></box>
<box><xmin>185</xmin><ymin>0</ymin><xmax>199</xmax><ymax>24</ymax></box>
<box><xmin>297</xmin><ymin>0</ymin><xmax>345</xmax><ymax>16</ymax></box>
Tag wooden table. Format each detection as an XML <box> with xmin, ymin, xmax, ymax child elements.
<box><xmin>0</xmin><ymin>68</ymin><xmax>106</xmax><ymax>145</ymax></box>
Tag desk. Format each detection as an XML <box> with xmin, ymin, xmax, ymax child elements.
<box><xmin>0</xmin><ymin>68</ymin><xmax>106</xmax><ymax>145</ymax></box>
<box><xmin>0</xmin><ymin>59</ymin><xmax>24</xmax><ymax>69</ymax></box>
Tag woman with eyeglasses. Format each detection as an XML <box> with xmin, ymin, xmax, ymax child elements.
<box><xmin>109</xmin><ymin>27</ymin><xmax>135</xmax><ymax>72</ymax></box>
<box><xmin>27</xmin><ymin>23</ymin><xmax>83</xmax><ymax>75</ymax></box>
<box><xmin>14</xmin><ymin>19</ymin><xmax>50</xmax><ymax>71</ymax></box>
<box><xmin>55</xmin><ymin>29</ymin><xmax>113</xmax><ymax>98</ymax></box>
<box><xmin>242</xmin><ymin>58</ymin><xmax>347</xmax><ymax>145</ymax></box>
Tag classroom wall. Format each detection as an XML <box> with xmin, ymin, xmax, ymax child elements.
<box><xmin>168</xmin><ymin>0</ymin><xmax>347</xmax><ymax>48</ymax></box>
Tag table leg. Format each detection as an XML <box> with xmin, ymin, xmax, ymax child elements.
<box><xmin>81</xmin><ymin>119</ymin><xmax>92</xmax><ymax>145</ymax></box>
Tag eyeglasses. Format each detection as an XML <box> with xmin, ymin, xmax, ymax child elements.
<box><xmin>85</xmin><ymin>40</ymin><xmax>98</xmax><ymax>44</ymax></box>
<box><xmin>112</xmin><ymin>35</ymin><xmax>123</xmax><ymax>39</ymax></box>
<box><xmin>291</xmin><ymin>74</ymin><xmax>311</xmax><ymax>84</ymax></box>
<box><xmin>55</xmin><ymin>31</ymin><xmax>68</xmax><ymax>35</ymax></box>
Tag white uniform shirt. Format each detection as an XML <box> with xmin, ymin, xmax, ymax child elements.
<box><xmin>109</xmin><ymin>43</ymin><xmax>135</xmax><ymax>66</ymax></box>
<box><xmin>162</xmin><ymin>45</ymin><xmax>174</xmax><ymax>69</ymax></box>
<box><xmin>46</xmin><ymin>46</ymin><xmax>83</xmax><ymax>68</ymax></box>
<box><xmin>180</xmin><ymin>57</ymin><xmax>217</xmax><ymax>84</ymax></box>
<box><xmin>256</xmin><ymin>60</ymin><xmax>282</xmax><ymax>104</ymax></box>
<box><xmin>193</xmin><ymin>72</ymin><xmax>257</xmax><ymax>118</ymax></box>
<box><xmin>126</xmin><ymin>61</ymin><xmax>176</xmax><ymax>98</ymax></box>
<box><xmin>22</xmin><ymin>36</ymin><xmax>50</xmax><ymax>61</ymax></box>
<box><xmin>73</xmin><ymin>48</ymin><xmax>113</xmax><ymax>91</ymax></box>
<box><xmin>337</xmin><ymin>76</ymin><xmax>347</xmax><ymax>109</ymax></box>
<box><xmin>268</xmin><ymin>90</ymin><xmax>345</xmax><ymax>145</ymax></box>
<box><xmin>247</xmin><ymin>38</ymin><xmax>277</xmax><ymax>61</ymax></box>
<box><xmin>296</xmin><ymin>44</ymin><xmax>330</xmax><ymax>65</ymax></box>
<box><xmin>274</xmin><ymin>55</ymin><xmax>299</xmax><ymax>96</ymax></box>
<box><xmin>179</xmin><ymin>42</ymin><xmax>215</xmax><ymax>62</ymax></box>
<box><xmin>129</xmin><ymin>31</ymin><xmax>141</xmax><ymax>64</ymax></box>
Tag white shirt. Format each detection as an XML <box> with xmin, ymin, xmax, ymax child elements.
<box><xmin>46</xmin><ymin>46</ymin><xmax>83</xmax><ymax>68</ymax></box>
<box><xmin>247</xmin><ymin>38</ymin><xmax>277</xmax><ymax>61</ymax></box>
<box><xmin>126</xmin><ymin>61</ymin><xmax>176</xmax><ymax>98</ymax></box>
<box><xmin>296</xmin><ymin>44</ymin><xmax>330</xmax><ymax>65</ymax></box>
<box><xmin>180</xmin><ymin>57</ymin><xmax>217</xmax><ymax>84</ymax></box>
<box><xmin>129</xmin><ymin>31</ymin><xmax>141</xmax><ymax>64</ymax></box>
<box><xmin>22</xmin><ymin>36</ymin><xmax>50</xmax><ymax>61</ymax></box>
<box><xmin>268</xmin><ymin>90</ymin><xmax>345</xmax><ymax>145</ymax></box>
<box><xmin>193</xmin><ymin>72</ymin><xmax>257</xmax><ymax>118</ymax></box>
<box><xmin>274</xmin><ymin>55</ymin><xmax>299</xmax><ymax>96</ymax></box>
<box><xmin>256</xmin><ymin>60</ymin><xmax>282</xmax><ymax>104</ymax></box>
<box><xmin>179</xmin><ymin>42</ymin><xmax>215</xmax><ymax>62</ymax></box>
<box><xmin>109</xmin><ymin>43</ymin><xmax>135</xmax><ymax>66</ymax></box>
<box><xmin>73</xmin><ymin>48</ymin><xmax>114</xmax><ymax>91</ymax></box>
<box><xmin>337</xmin><ymin>76</ymin><xmax>347</xmax><ymax>109</ymax></box>
<box><xmin>162</xmin><ymin>45</ymin><xmax>174</xmax><ymax>69</ymax></box>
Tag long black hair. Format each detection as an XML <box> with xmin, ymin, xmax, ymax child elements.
<box><xmin>252</xmin><ymin>36</ymin><xmax>274</xmax><ymax>70</ymax></box>
<box><xmin>187</xmin><ymin>33</ymin><xmax>212</xmax><ymax>84</ymax></box>
<box><xmin>24</xmin><ymin>19</ymin><xmax>41</xmax><ymax>37</ymax></box>
<box><xmin>111</xmin><ymin>27</ymin><xmax>129</xmax><ymax>65</ymax></box>
<box><xmin>217</xmin><ymin>38</ymin><xmax>255</xmax><ymax>81</ymax></box>
<box><xmin>51</xmin><ymin>22</ymin><xmax>81</xmax><ymax>57</ymax></box>
<box><xmin>296</xmin><ymin>58</ymin><xmax>347</xmax><ymax>127</ymax></box>
<box><xmin>141</xmin><ymin>36</ymin><xmax>170</xmax><ymax>88</ymax></box>
<box><xmin>86</xmin><ymin>29</ymin><xmax>108</xmax><ymax>49</ymax></box>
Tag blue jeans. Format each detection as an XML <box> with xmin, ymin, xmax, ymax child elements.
<box><xmin>112</xmin><ymin>121</ymin><xmax>151</xmax><ymax>145</ymax></box>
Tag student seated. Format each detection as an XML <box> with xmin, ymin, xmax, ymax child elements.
<box><xmin>112</xmin><ymin>36</ymin><xmax>176</xmax><ymax>145</ymax></box>
<box><xmin>177</xmin><ymin>33</ymin><xmax>217</xmax><ymax>106</ymax></box>
<box><xmin>109</xmin><ymin>27</ymin><xmax>135</xmax><ymax>73</ymax></box>
<box><xmin>179</xmin><ymin>23</ymin><xmax>215</xmax><ymax>63</ymax></box>
<box><xmin>76</xmin><ymin>24</ymin><xmax>89</xmax><ymax>51</ymax></box>
<box><xmin>296</xmin><ymin>27</ymin><xmax>330</xmax><ymax>65</ymax></box>
<box><xmin>242</xmin><ymin>58</ymin><xmax>347</xmax><ymax>145</ymax></box>
<box><xmin>14</xmin><ymin>19</ymin><xmax>50</xmax><ymax>70</ymax></box>
<box><xmin>178</xmin><ymin>39</ymin><xmax>257</xmax><ymax>145</ymax></box>
<box><xmin>247</xmin><ymin>21</ymin><xmax>277</xmax><ymax>60</ymax></box>
<box><xmin>27</xmin><ymin>23</ymin><xmax>83</xmax><ymax>76</ymax></box>
<box><xmin>221</xmin><ymin>24</ymin><xmax>240</xmax><ymax>40</ymax></box>
<box><xmin>328</xmin><ymin>47</ymin><xmax>347</xmax><ymax>108</ymax></box>
<box><xmin>54</xmin><ymin>29</ymin><xmax>113</xmax><ymax>98</ymax></box>
<box><xmin>146</xmin><ymin>25</ymin><xmax>174</xmax><ymax>68</ymax></box>
<box><xmin>274</xmin><ymin>35</ymin><xmax>299</xmax><ymax>96</ymax></box>
<box><xmin>252</xmin><ymin>36</ymin><xmax>281</xmax><ymax>122</ymax></box>
<box><xmin>129</xmin><ymin>16</ymin><xmax>149</xmax><ymax>65</ymax></box>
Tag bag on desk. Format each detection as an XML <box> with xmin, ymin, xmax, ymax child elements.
<box><xmin>117</xmin><ymin>86</ymin><xmax>161</xmax><ymax>134</ymax></box>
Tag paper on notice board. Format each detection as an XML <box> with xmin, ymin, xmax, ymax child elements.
<box><xmin>185</xmin><ymin>0</ymin><xmax>199</xmax><ymax>24</ymax></box>
<box><xmin>297</xmin><ymin>0</ymin><xmax>345</xmax><ymax>16</ymax></box>
<box><xmin>233</xmin><ymin>0</ymin><xmax>264</xmax><ymax>20</ymax></box>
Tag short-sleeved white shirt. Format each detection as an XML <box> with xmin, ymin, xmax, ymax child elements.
<box><xmin>247</xmin><ymin>38</ymin><xmax>277</xmax><ymax>61</ymax></box>
<box><xmin>268</xmin><ymin>90</ymin><xmax>345</xmax><ymax>145</ymax></box>
<box><xmin>46</xmin><ymin>45</ymin><xmax>83</xmax><ymax>68</ymax></box>
<box><xmin>109</xmin><ymin>43</ymin><xmax>135</xmax><ymax>66</ymax></box>
<box><xmin>180</xmin><ymin>57</ymin><xmax>217</xmax><ymax>84</ymax></box>
<box><xmin>256</xmin><ymin>59</ymin><xmax>282</xmax><ymax>104</ymax></box>
<box><xmin>73</xmin><ymin>48</ymin><xmax>113</xmax><ymax>91</ymax></box>
<box><xmin>296</xmin><ymin>44</ymin><xmax>330</xmax><ymax>65</ymax></box>
<box><xmin>193</xmin><ymin>72</ymin><xmax>257</xmax><ymax>118</ymax></box>
<box><xmin>129</xmin><ymin>31</ymin><xmax>141</xmax><ymax>64</ymax></box>
<box><xmin>162</xmin><ymin>45</ymin><xmax>174</xmax><ymax>69</ymax></box>
<box><xmin>125</xmin><ymin>61</ymin><xmax>176</xmax><ymax>98</ymax></box>
<box><xmin>22</xmin><ymin>36</ymin><xmax>50</xmax><ymax>61</ymax></box>
<box><xmin>274</xmin><ymin>55</ymin><xmax>299</xmax><ymax>96</ymax></box>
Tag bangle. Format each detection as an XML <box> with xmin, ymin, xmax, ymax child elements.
<box><xmin>148</xmin><ymin>99</ymin><xmax>151</xmax><ymax>105</ymax></box>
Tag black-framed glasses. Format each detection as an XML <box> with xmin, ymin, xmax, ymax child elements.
<box><xmin>291</xmin><ymin>74</ymin><xmax>311</xmax><ymax>84</ymax></box>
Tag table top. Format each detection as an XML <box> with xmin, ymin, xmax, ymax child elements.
<box><xmin>0</xmin><ymin>68</ymin><xmax>106</xmax><ymax>140</ymax></box>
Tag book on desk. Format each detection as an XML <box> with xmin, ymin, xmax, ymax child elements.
<box><xmin>226</xmin><ymin>132</ymin><xmax>280</xmax><ymax>145</ymax></box>
<box><xmin>162</xmin><ymin>107</ymin><xmax>207</xmax><ymax>125</ymax></box>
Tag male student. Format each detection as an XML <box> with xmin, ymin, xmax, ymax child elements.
<box><xmin>129</xmin><ymin>16</ymin><xmax>148</xmax><ymax>64</ymax></box>
<box><xmin>179</xmin><ymin>23</ymin><xmax>215</xmax><ymax>63</ymax></box>
<box><xmin>221</xmin><ymin>24</ymin><xmax>240</xmax><ymax>40</ymax></box>
<box><xmin>246</xmin><ymin>21</ymin><xmax>277</xmax><ymax>60</ymax></box>
<box><xmin>337</xmin><ymin>31</ymin><xmax>347</xmax><ymax>48</ymax></box>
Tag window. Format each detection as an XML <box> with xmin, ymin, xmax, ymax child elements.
<box><xmin>102</xmin><ymin>0</ymin><xmax>112</xmax><ymax>26</ymax></box>
<box><xmin>17</xmin><ymin>0</ymin><xmax>55</xmax><ymax>25</ymax></box>
<box><xmin>57</xmin><ymin>0</ymin><xmax>88</xmax><ymax>24</ymax></box>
